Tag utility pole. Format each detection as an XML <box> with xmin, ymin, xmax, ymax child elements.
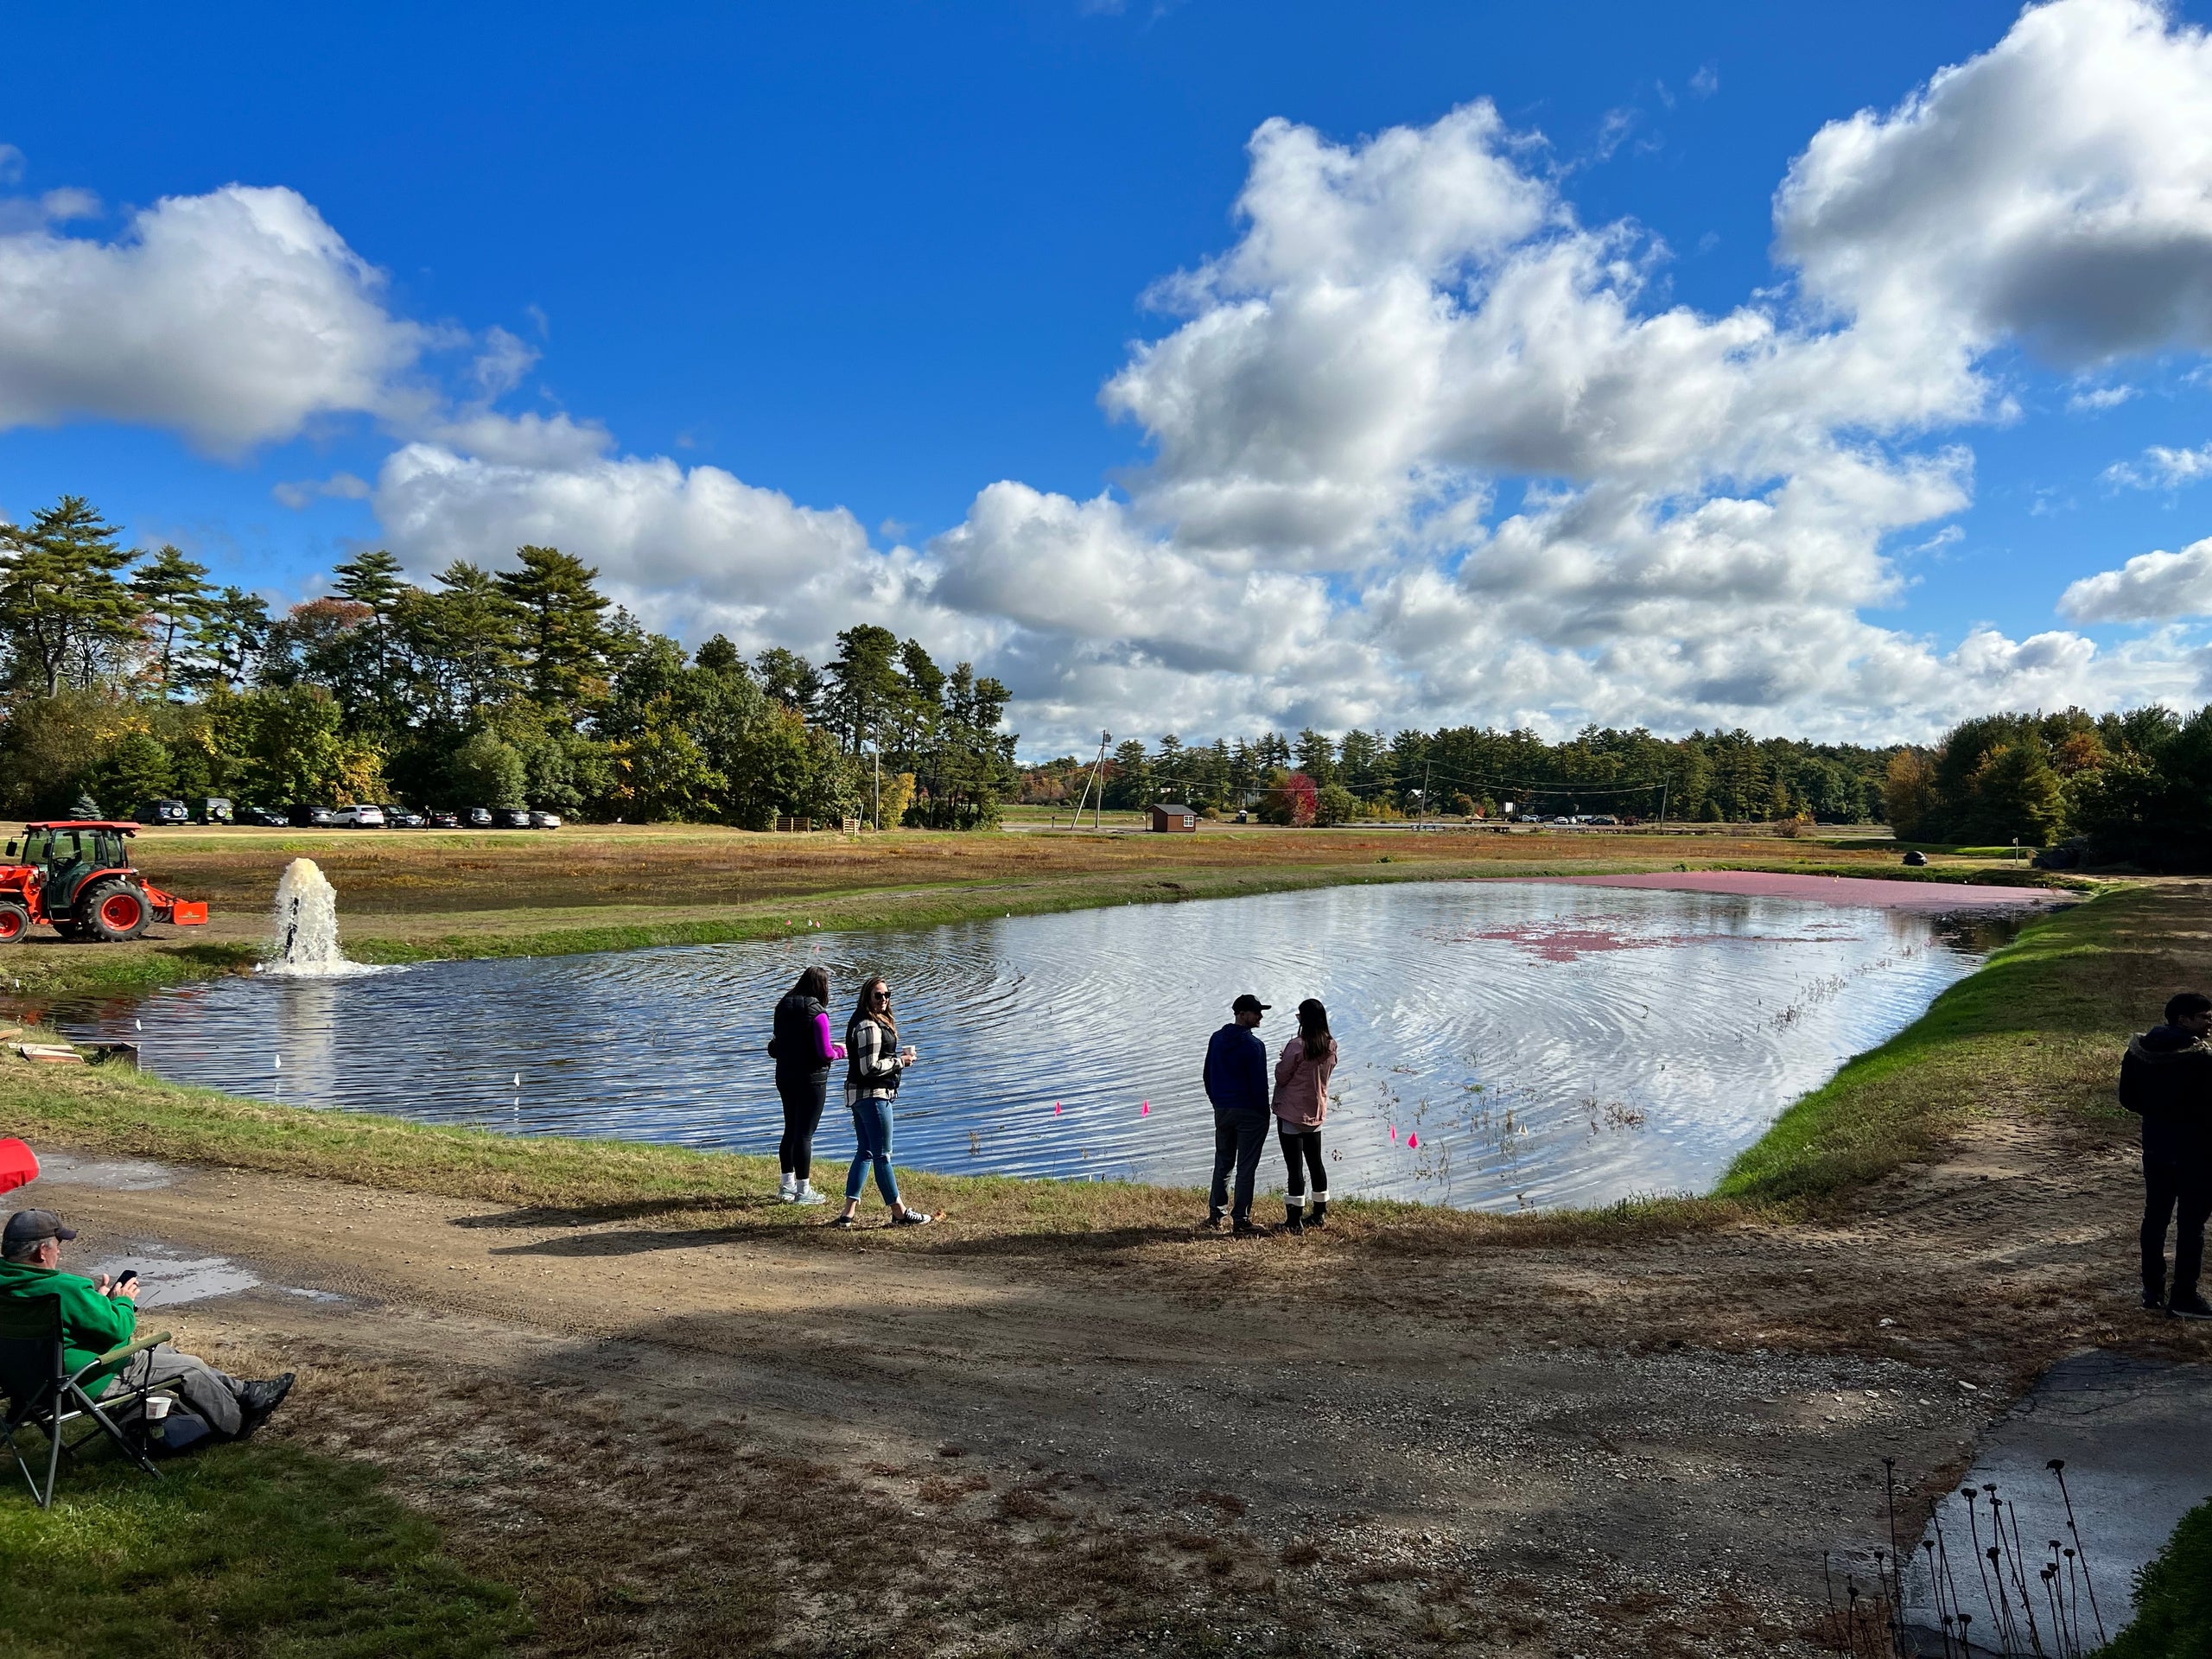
<box><xmin>1095</xmin><ymin>730</ymin><xmax>1109</xmax><ymax>830</ymax></box>
<box><xmin>1069</xmin><ymin>730</ymin><xmax>1110</xmax><ymax>830</ymax></box>
<box><xmin>1657</xmin><ymin>778</ymin><xmax>1668</xmax><ymax>832</ymax></box>
<box><xmin>1421</xmin><ymin>760</ymin><xmax>1433</xmax><ymax>831</ymax></box>
<box><xmin>873</xmin><ymin>744</ymin><xmax>881</xmax><ymax>832</ymax></box>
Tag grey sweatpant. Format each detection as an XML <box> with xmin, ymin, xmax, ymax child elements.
<box><xmin>101</xmin><ymin>1343</ymin><xmax>247</xmax><ymax>1437</ymax></box>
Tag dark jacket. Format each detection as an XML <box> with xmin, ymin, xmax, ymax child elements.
<box><xmin>1204</xmin><ymin>1022</ymin><xmax>1269</xmax><ymax>1116</ymax></box>
<box><xmin>2119</xmin><ymin>1024</ymin><xmax>2212</xmax><ymax>1160</ymax></box>
<box><xmin>770</xmin><ymin>993</ymin><xmax>834</xmax><ymax>1079</ymax></box>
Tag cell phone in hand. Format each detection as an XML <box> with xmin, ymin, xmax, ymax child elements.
<box><xmin>113</xmin><ymin>1270</ymin><xmax>138</xmax><ymax>1292</ymax></box>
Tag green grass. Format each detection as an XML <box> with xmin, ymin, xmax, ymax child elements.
<box><xmin>0</xmin><ymin>1440</ymin><xmax>523</xmax><ymax>1659</ymax></box>
<box><xmin>2096</xmin><ymin>1497</ymin><xmax>2212</xmax><ymax>1658</ymax></box>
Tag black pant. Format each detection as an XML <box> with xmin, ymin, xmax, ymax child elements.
<box><xmin>1210</xmin><ymin>1111</ymin><xmax>1270</xmax><ymax>1221</ymax></box>
<box><xmin>2142</xmin><ymin>1151</ymin><xmax>2212</xmax><ymax>1298</ymax></box>
<box><xmin>1279</xmin><ymin>1127</ymin><xmax>1327</xmax><ymax>1203</ymax></box>
<box><xmin>777</xmin><ymin>1071</ymin><xmax>829</xmax><ymax>1179</ymax></box>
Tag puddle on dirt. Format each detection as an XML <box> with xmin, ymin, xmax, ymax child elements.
<box><xmin>22</xmin><ymin>1150</ymin><xmax>178</xmax><ymax>1191</ymax></box>
<box><xmin>81</xmin><ymin>1241</ymin><xmax>261</xmax><ymax>1307</ymax></box>
<box><xmin>21</xmin><ymin>880</ymin><xmax>2055</xmax><ymax>1211</ymax></box>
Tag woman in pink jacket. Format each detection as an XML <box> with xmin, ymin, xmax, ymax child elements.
<box><xmin>1273</xmin><ymin>997</ymin><xmax>1337</xmax><ymax>1234</ymax></box>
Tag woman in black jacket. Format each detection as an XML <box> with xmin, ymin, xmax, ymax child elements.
<box><xmin>770</xmin><ymin>966</ymin><xmax>844</xmax><ymax>1205</ymax></box>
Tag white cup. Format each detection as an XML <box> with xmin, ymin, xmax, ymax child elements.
<box><xmin>144</xmin><ymin>1394</ymin><xmax>171</xmax><ymax>1439</ymax></box>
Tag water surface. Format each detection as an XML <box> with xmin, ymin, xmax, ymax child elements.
<box><xmin>39</xmin><ymin>880</ymin><xmax>2038</xmax><ymax>1210</ymax></box>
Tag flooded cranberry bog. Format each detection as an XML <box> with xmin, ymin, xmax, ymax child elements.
<box><xmin>35</xmin><ymin>874</ymin><xmax>2063</xmax><ymax>1211</ymax></box>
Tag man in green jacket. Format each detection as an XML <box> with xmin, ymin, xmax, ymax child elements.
<box><xmin>1</xmin><ymin>1210</ymin><xmax>292</xmax><ymax>1439</ymax></box>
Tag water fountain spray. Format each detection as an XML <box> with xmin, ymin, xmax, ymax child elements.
<box><xmin>262</xmin><ymin>859</ymin><xmax>375</xmax><ymax>977</ymax></box>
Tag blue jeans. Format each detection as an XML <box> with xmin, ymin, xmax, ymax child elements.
<box><xmin>1209</xmin><ymin>1110</ymin><xmax>1271</xmax><ymax>1222</ymax></box>
<box><xmin>847</xmin><ymin>1096</ymin><xmax>901</xmax><ymax>1205</ymax></box>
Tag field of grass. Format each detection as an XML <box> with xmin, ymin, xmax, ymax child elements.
<box><xmin>0</xmin><ymin>1440</ymin><xmax>522</xmax><ymax>1659</ymax></box>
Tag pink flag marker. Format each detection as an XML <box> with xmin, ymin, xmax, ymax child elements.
<box><xmin>1140</xmin><ymin>1100</ymin><xmax>1150</xmax><ymax>1116</ymax></box>
<box><xmin>1407</xmin><ymin>1132</ymin><xmax>1420</xmax><ymax>1149</ymax></box>
<box><xmin>1389</xmin><ymin>1125</ymin><xmax>1398</xmax><ymax>1142</ymax></box>
<box><xmin>1054</xmin><ymin>1102</ymin><xmax>1063</xmax><ymax>1115</ymax></box>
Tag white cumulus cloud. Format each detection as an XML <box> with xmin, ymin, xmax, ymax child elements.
<box><xmin>2104</xmin><ymin>441</ymin><xmax>2212</xmax><ymax>489</ymax></box>
<box><xmin>0</xmin><ymin>184</ymin><xmax>429</xmax><ymax>454</ymax></box>
<box><xmin>372</xmin><ymin>423</ymin><xmax>963</xmax><ymax>664</ymax></box>
<box><xmin>2061</xmin><ymin>536</ymin><xmax>2212</xmax><ymax>620</ymax></box>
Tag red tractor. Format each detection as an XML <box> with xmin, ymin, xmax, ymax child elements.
<box><xmin>0</xmin><ymin>821</ymin><xmax>210</xmax><ymax>944</ymax></box>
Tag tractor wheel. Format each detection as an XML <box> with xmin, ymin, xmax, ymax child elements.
<box><xmin>79</xmin><ymin>880</ymin><xmax>150</xmax><ymax>943</ymax></box>
<box><xmin>0</xmin><ymin>901</ymin><xmax>28</xmax><ymax>944</ymax></box>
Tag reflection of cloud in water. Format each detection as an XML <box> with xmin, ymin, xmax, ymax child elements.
<box><xmin>38</xmin><ymin>881</ymin><xmax>2043</xmax><ymax>1213</ymax></box>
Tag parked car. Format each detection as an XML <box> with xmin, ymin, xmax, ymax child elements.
<box><xmin>240</xmin><ymin>805</ymin><xmax>289</xmax><ymax>827</ymax></box>
<box><xmin>286</xmin><ymin>804</ymin><xmax>339</xmax><ymax>828</ymax></box>
<box><xmin>200</xmin><ymin>797</ymin><xmax>233</xmax><ymax>825</ymax></box>
<box><xmin>1587</xmin><ymin>815</ymin><xmax>1618</xmax><ymax>826</ymax></box>
<box><xmin>466</xmin><ymin>807</ymin><xmax>494</xmax><ymax>828</ymax></box>
<box><xmin>498</xmin><ymin>809</ymin><xmax>532</xmax><ymax>829</ymax></box>
<box><xmin>380</xmin><ymin>805</ymin><xmax>426</xmax><ymax>829</ymax></box>
<box><xmin>427</xmin><ymin>810</ymin><xmax>460</xmax><ymax>829</ymax></box>
<box><xmin>528</xmin><ymin>811</ymin><xmax>563</xmax><ymax>830</ymax></box>
<box><xmin>142</xmin><ymin>799</ymin><xmax>190</xmax><ymax>825</ymax></box>
<box><xmin>330</xmin><ymin>804</ymin><xmax>386</xmax><ymax>828</ymax></box>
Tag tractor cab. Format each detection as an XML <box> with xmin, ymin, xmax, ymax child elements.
<box><xmin>0</xmin><ymin>820</ymin><xmax>208</xmax><ymax>944</ymax></box>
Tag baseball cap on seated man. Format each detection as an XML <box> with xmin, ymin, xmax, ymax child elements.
<box><xmin>3</xmin><ymin>1210</ymin><xmax>78</xmax><ymax>1249</ymax></box>
<box><xmin>1231</xmin><ymin>994</ymin><xmax>1270</xmax><ymax>1014</ymax></box>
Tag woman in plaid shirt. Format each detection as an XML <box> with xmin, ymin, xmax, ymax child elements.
<box><xmin>835</xmin><ymin>976</ymin><xmax>934</xmax><ymax>1227</ymax></box>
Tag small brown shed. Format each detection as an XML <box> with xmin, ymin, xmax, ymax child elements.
<box><xmin>1149</xmin><ymin>803</ymin><xmax>1198</xmax><ymax>833</ymax></box>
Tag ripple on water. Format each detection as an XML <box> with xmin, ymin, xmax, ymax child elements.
<box><xmin>37</xmin><ymin>881</ymin><xmax>2039</xmax><ymax>1211</ymax></box>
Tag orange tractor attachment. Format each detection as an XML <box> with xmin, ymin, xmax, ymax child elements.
<box><xmin>0</xmin><ymin>822</ymin><xmax>210</xmax><ymax>944</ymax></box>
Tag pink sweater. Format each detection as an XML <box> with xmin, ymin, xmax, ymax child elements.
<box><xmin>1272</xmin><ymin>1035</ymin><xmax>1336</xmax><ymax>1129</ymax></box>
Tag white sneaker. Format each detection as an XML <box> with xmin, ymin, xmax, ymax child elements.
<box><xmin>793</xmin><ymin>1181</ymin><xmax>828</xmax><ymax>1205</ymax></box>
<box><xmin>778</xmin><ymin>1174</ymin><xmax>798</xmax><ymax>1203</ymax></box>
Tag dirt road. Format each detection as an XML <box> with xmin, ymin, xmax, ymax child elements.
<box><xmin>26</xmin><ymin>1085</ymin><xmax>2202</xmax><ymax>1657</ymax></box>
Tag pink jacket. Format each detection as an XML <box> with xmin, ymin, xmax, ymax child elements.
<box><xmin>1272</xmin><ymin>1035</ymin><xmax>1336</xmax><ymax>1129</ymax></box>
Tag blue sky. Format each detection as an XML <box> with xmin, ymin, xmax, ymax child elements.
<box><xmin>8</xmin><ymin>0</ymin><xmax>2212</xmax><ymax>753</ymax></box>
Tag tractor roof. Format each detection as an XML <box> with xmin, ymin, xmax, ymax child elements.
<box><xmin>22</xmin><ymin>822</ymin><xmax>140</xmax><ymax>834</ymax></box>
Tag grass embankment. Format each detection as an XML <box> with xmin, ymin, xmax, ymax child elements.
<box><xmin>0</xmin><ymin>884</ymin><xmax>2145</xmax><ymax>1249</ymax></box>
<box><xmin>4</xmin><ymin>818</ymin><xmax>2079</xmax><ymax>1001</ymax></box>
<box><xmin>0</xmin><ymin>1442</ymin><xmax>522</xmax><ymax>1659</ymax></box>
<box><xmin>1715</xmin><ymin>885</ymin><xmax>2150</xmax><ymax>1205</ymax></box>
<box><xmin>2096</xmin><ymin>1497</ymin><xmax>2212</xmax><ymax>1658</ymax></box>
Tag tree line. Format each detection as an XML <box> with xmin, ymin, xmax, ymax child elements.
<box><xmin>0</xmin><ymin>494</ymin><xmax>1017</xmax><ymax>826</ymax></box>
<box><xmin>1884</xmin><ymin>704</ymin><xmax>2212</xmax><ymax>868</ymax></box>
<box><xmin>1023</xmin><ymin>724</ymin><xmax>1897</xmax><ymax>826</ymax></box>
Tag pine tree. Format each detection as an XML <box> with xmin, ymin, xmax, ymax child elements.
<box><xmin>495</xmin><ymin>546</ymin><xmax>614</xmax><ymax>710</ymax></box>
<box><xmin>190</xmin><ymin>588</ymin><xmax>272</xmax><ymax>692</ymax></box>
<box><xmin>130</xmin><ymin>544</ymin><xmax>214</xmax><ymax>696</ymax></box>
<box><xmin>823</xmin><ymin>625</ymin><xmax>902</xmax><ymax>754</ymax></box>
<box><xmin>0</xmin><ymin>496</ymin><xmax>141</xmax><ymax>696</ymax></box>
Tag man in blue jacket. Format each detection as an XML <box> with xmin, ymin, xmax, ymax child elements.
<box><xmin>1203</xmin><ymin>993</ymin><xmax>1273</xmax><ymax>1234</ymax></box>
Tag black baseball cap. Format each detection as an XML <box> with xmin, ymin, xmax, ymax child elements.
<box><xmin>1231</xmin><ymin>994</ymin><xmax>1270</xmax><ymax>1014</ymax></box>
<box><xmin>3</xmin><ymin>1210</ymin><xmax>77</xmax><ymax>1248</ymax></box>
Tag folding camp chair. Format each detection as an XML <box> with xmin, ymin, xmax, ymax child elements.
<box><xmin>0</xmin><ymin>1292</ymin><xmax>175</xmax><ymax>1508</ymax></box>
